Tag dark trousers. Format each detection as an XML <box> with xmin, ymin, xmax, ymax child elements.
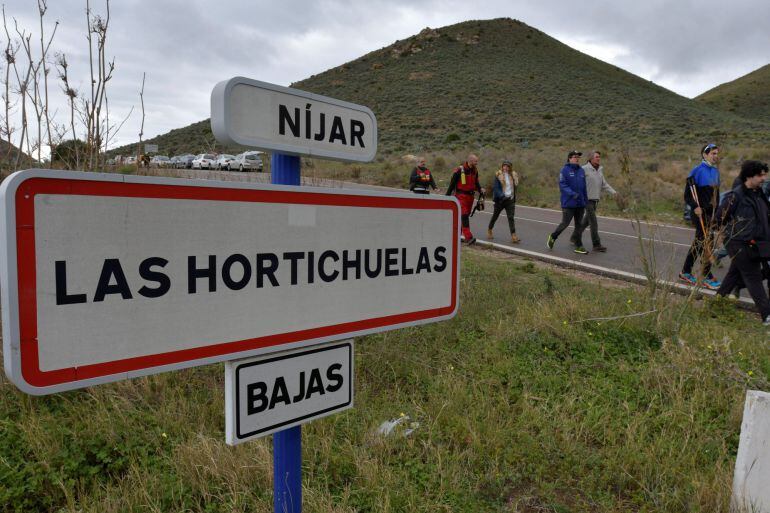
<box><xmin>488</xmin><ymin>198</ymin><xmax>516</xmax><ymax>234</ymax></box>
<box><xmin>717</xmin><ymin>241</ymin><xmax>770</xmax><ymax>319</ymax></box>
<box><xmin>577</xmin><ymin>200</ymin><xmax>601</xmax><ymax>246</ymax></box>
<box><xmin>551</xmin><ymin>207</ymin><xmax>585</xmax><ymax>246</ymax></box>
<box><xmin>682</xmin><ymin>216</ymin><xmax>714</xmax><ymax>278</ymax></box>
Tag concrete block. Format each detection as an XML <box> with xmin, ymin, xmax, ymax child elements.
<box><xmin>733</xmin><ymin>390</ymin><xmax>770</xmax><ymax>513</ymax></box>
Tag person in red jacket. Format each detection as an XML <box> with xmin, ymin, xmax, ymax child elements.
<box><xmin>409</xmin><ymin>157</ymin><xmax>437</xmax><ymax>194</ymax></box>
<box><xmin>446</xmin><ymin>154</ymin><xmax>485</xmax><ymax>244</ymax></box>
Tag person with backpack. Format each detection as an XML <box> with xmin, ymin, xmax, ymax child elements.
<box><xmin>679</xmin><ymin>143</ymin><xmax>721</xmax><ymax>290</ymax></box>
<box><xmin>574</xmin><ymin>150</ymin><xmax>616</xmax><ymax>252</ymax></box>
<box><xmin>715</xmin><ymin>160</ymin><xmax>770</xmax><ymax>325</ymax></box>
<box><xmin>487</xmin><ymin>159</ymin><xmax>521</xmax><ymax>243</ymax></box>
<box><xmin>409</xmin><ymin>157</ymin><xmax>436</xmax><ymax>194</ymax></box>
<box><xmin>446</xmin><ymin>154</ymin><xmax>485</xmax><ymax>244</ymax></box>
<box><xmin>547</xmin><ymin>150</ymin><xmax>589</xmax><ymax>254</ymax></box>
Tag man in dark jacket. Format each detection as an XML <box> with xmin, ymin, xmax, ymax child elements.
<box><xmin>680</xmin><ymin>143</ymin><xmax>721</xmax><ymax>289</ymax></box>
<box><xmin>547</xmin><ymin>150</ymin><xmax>589</xmax><ymax>254</ymax></box>
<box><xmin>716</xmin><ymin>160</ymin><xmax>770</xmax><ymax>325</ymax></box>
<box><xmin>409</xmin><ymin>157</ymin><xmax>436</xmax><ymax>194</ymax></box>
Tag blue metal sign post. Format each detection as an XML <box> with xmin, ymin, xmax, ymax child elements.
<box><xmin>271</xmin><ymin>152</ymin><xmax>302</xmax><ymax>513</ymax></box>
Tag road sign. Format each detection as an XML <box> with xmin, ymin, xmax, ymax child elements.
<box><xmin>0</xmin><ymin>169</ymin><xmax>459</xmax><ymax>395</ymax></box>
<box><xmin>144</xmin><ymin>144</ymin><xmax>158</xmax><ymax>153</ymax></box>
<box><xmin>225</xmin><ymin>341</ymin><xmax>353</xmax><ymax>445</ymax></box>
<box><xmin>211</xmin><ymin>77</ymin><xmax>377</xmax><ymax>162</ymax></box>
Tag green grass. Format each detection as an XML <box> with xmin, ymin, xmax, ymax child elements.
<box><xmin>1</xmin><ymin>250</ymin><xmax>768</xmax><ymax>512</ymax></box>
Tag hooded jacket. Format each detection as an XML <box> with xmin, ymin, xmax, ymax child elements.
<box><xmin>684</xmin><ymin>160</ymin><xmax>720</xmax><ymax>216</ymax></box>
<box><xmin>559</xmin><ymin>163</ymin><xmax>588</xmax><ymax>208</ymax></box>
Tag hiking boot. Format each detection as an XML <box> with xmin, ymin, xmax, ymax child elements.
<box><xmin>511</xmin><ymin>233</ymin><xmax>521</xmax><ymax>243</ymax></box>
<box><xmin>574</xmin><ymin>246</ymin><xmax>588</xmax><ymax>255</ymax></box>
<box><xmin>487</xmin><ymin>228</ymin><xmax>493</xmax><ymax>240</ymax></box>
<box><xmin>546</xmin><ymin>234</ymin><xmax>555</xmax><ymax>250</ymax></box>
<box><xmin>678</xmin><ymin>272</ymin><xmax>697</xmax><ymax>285</ymax></box>
<box><xmin>703</xmin><ymin>277</ymin><xmax>721</xmax><ymax>290</ymax></box>
<box><xmin>593</xmin><ymin>244</ymin><xmax>607</xmax><ymax>252</ymax></box>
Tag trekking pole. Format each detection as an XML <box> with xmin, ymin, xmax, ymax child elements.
<box><xmin>688</xmin><ymin>178</ymin><xmax>713</xmax><ymax>264</ymax></box>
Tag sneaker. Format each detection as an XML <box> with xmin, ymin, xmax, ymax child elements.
<box><xmin>468</xmin><ymin>237</ymin><xmax>477</xmax><ymax>245</ymax></box>
<box><xmin>593</xmin><ymin>244</ymin><xmax>607</xmax><ymax>252</ymax></box>
<box><xmin>703</xmin><ymin>278</ymin><xmax>721</xmax><ymax>290</ymax></box>
<box><xmin>574</xmin><ymin>246</ymin><xmax>588</xmax><ymax>255</ymax></box>
<box><xmin>679</xmin><ymin>272</ymin><xmax>697</xmax><ymax>285</ymax></box>
<box><xmin>511</xmin><ymin>233</ymin><xmax>521</xmax><ymax>244</ymax></box>
<box><xmin>546</xmin><ymin>234</ymin><xmax>555</xmax><ymax>250</ymax></box>
<box><xmin>764</xmin><ymin>315</ymin><xmax>770</xmax><ymax>326</ymax></box>
<box><xmin>487</xmin><ymin>228</ymin><xmax>493</xmax><ymax>240</ymax></box>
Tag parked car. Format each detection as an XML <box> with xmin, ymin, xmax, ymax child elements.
<box><xmin>124</xmin><ymin>156</ymin><xmax>137</xmax><ymax>164</ymax></box>
<box><xmin>191</xmin><ymin>153</ymin><xmax>217</xmax><ymax>170</ymax></box>
<box><xmin>231</xmin><ymin>151</ymin><xmax>264</xmax><ymax>172</ymax></box>
<box><xmin>177</xmin><ymin>154</ymin><xmax>195</xmax><ymax>169</ymax></box>
<box><xmin>150</xmin><ymin>155</ymin><xmax>170</xmax><ymax>168</ymax></box>
<box><xmin>215</xmin><ymin>154</ymin><xmax>236</xmax><ymax>170</ymax></box>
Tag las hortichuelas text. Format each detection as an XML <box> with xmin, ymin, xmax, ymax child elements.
<box><xmin>34</xmin><ymin>194</ymin><xmax>454</xmax><ymax>372</ymax></box>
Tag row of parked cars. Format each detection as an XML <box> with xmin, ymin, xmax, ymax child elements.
<box><xmin>147</xmin><ymin>152</ymin><xmax>264</xmax><ymax>172</ymax></box>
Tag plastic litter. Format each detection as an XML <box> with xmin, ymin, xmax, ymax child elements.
<box><xmin>377</xmin><ymin>414</ymin><xmax>420</xmax><ymax>437</ymax></box>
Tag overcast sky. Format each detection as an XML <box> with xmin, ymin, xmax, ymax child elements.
<box><xmin>3</xmin><ymin>0</ymin><xmax>769</xmax><ymax>153</ymax></box>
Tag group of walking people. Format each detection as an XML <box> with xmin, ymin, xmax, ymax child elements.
<box><xmin>410</xmin><ymin>144</ymin><xmax>770</xmax><ymax>325</ymax></box>
<box><xmin>545</xmin><ymin>149</ymin><xmax>617</xmax><ymax>254</ymax></box>
<box><xmin>410</xmin><ymin>150</ymin><xmax>617</xmax><ymax>251</ymax></box>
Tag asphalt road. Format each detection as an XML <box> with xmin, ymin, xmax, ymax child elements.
<box><xmin>471</xmin><ymin>203</ymin><xmax>719</xmax><ymax>283</ymax></box>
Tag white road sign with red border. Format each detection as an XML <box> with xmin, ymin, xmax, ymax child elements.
<box><xmin>0</xmin><ymin>169</ymin><xmax>459</xmax><ymax>395</ymax></box>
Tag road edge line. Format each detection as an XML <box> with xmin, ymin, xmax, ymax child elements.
<box><xmin>474</xmin><ymin>240</ymin><xmax>755</xmax><ymax>311</ymax></box>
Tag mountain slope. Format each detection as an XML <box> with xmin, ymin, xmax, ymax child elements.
<box><xmin>292</xmin><ymin>18</ymin><xmax>769</xmax><ymax>152</ymax></box>
<box><xmin>695</xmin><ymin>63</ymin><xmax>770</xmax><ymax>122</ymax></box>
<box><xmin>110</xmin><ymin>18</ymin><xmax>770</xmax><ymax>157</ymax></box>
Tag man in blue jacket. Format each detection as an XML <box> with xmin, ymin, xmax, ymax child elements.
<box><xmin>547</xmin><ymin>150</ymin><xmax>589</xmax><ymax>254</ymax></box>
<box><xmin>679</xmin><ymin>143</ymin><xmax>721</xmax><ymax>289</ymax></box>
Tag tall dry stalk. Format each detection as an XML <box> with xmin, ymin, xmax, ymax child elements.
<box><xmin>136</xmin><ymin>71</ymin><xmax>145</xmax><ymax>171</ymax></box>
<box><xmin>0</xmin><ymin>0</ymin><xmax>127</xmax><ymax>173</ymax></box>
<box><xmin>619</xmin><ymin>148</ymin><xmax>698</xmax><ymax>336</ymax></box>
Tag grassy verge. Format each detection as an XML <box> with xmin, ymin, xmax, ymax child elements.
<box><xmin>1</xmin><ymin>250</ymin><xmax>768</xmax><ymax>512</ymax></box>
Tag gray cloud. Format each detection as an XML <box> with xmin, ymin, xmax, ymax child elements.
<box><xmin>1</xmin><ymin>0</ymin><xmax>768</xmax><ymax>151</ymax></box>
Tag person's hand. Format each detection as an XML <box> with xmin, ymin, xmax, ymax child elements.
<box><xmin>694</xmin><ymin>207</ymin><xmax>703</xmax><ymax>217</ymax></box>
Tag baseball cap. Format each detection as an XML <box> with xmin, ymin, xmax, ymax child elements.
<box><xmin>502</xmin><ymin>159</ymin><xmax>512</xmax><ymax>167</ymax></box>
<box><xmin>567</xmin><ymin>150</ymin><xmax>582</xmax><ymax>158</ymax></box>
